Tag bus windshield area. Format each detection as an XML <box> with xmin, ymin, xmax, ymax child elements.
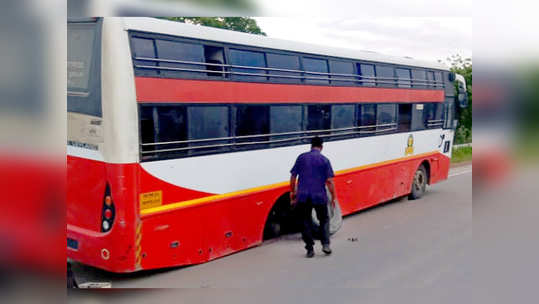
<box><xmin>67</xmin><ymin>20</ymin><xmax>102</xmax><ymax>117</ymax></box>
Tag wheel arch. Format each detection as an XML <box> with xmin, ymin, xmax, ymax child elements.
<box><xmin>419</xmin><ymin>160</ymin><xmax>431</xmax><ymax>185</ymax></box>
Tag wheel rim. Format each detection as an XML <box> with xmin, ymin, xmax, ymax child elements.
<box><xmin>414</xmin><ymin>170</ymin><xmax>426</xmax><ymax>192</ymax></box>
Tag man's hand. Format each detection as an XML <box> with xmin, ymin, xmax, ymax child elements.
<box><xmin>290</xmin><ymin>191</ymin><xmax>297</xmax><ymax>205</ymax></box>
<box><xmin>330</xmin><ymin>197</ymin><xmax>336</xmax><ymax>209</ymax></box>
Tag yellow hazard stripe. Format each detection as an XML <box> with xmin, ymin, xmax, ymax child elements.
<box><xmin>135</xmin><ymin>222</ymin><xmax>143</xmax><ymax>268</ymax></box>
<box><xmin>140</xmin><ymin>151</ymin><xmax>440</xmax><ymax>217</ymax></box>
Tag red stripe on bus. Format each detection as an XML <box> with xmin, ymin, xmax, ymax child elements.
<box><xmin>135</xmin><ymin>77</ymin><xmax>445</xmax><ymax>103</ymax></box>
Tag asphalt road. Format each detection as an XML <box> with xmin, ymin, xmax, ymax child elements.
<box><xmin>71</xmin><ymin>164</ymin><xmax>472</xmax><ymax>294</ymax></box>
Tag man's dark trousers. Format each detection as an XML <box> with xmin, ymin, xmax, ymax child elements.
<box><xmin>297</xmin><ymin>197</ymin><xmax>330</xmax><ymax>250</ymax></box>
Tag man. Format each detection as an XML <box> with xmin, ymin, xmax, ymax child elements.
<box><xmin>290</xmin><ymin>136</ymin><xmax>337</xmax><ymax>258</ymax></box>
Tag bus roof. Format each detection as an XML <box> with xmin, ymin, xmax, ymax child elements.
<box><xmin>121</xmin><ymin>17</ymin><xmax>449</xmax><ymax>71</ymax></box>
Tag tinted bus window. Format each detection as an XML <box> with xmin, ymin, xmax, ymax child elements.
<box><xmin>443</xmin><ymin>99</ymin><xmax>455</xmax><ymax>129</ymax></box>
<box><xmin>229</xmin><ymin>49</ymin><xmax>267</xmax><ymax>82</ymax></box>
<box><xmin>398</xmin><ymin>104</ymin><xmax>412</xmax><ymax>132</ymax></box>
<box><xmin>396</xmin><ymin>68</ymin><xmax>411</xmax><ymax>88</ymax></box>
<box><xmin>156</xmin><ymin>106</ymin><xmax>188</xmax><ymax>142</ymax></box>
<box><xmin>425</xmin><ymin>103</ymin><xmax>443</xmax><ymax>128</ymax></box>
<box><xmin>329</xmin><ymin>60</ymin><xmax>355</xmax><ymax>86</ymax></box>
<box><xmin>188</xmin><ymin>106</ymin><xmax>229</xmax><ymax>140</ymax></box>
<box><xmin>412</xmin><ymin>69</ymin><xmax>427</xmax><ymax>89</ymax></box>
<box><xmin>411</xmin><ymin>104</ymin><xmax>426</xmax><ymax>130</ymax></box>
<box><xmin>358</xmin><ymin>64</ymin><xmax>376</xmax><ymax>86</ymax></box>
<box><xmin>377</xmin><ymin>104</ymin><xmax>397</xmax><ymax>131</ymax></box>
<box><xmin>68</xmin><ymin>21</ymin><xmax>102</xmax><ymax>117</ymax></box>
<box><xmin>156</xmin><ymin>40</ymin><xmax>205</xmax><ymax>79</ymax></box>
<box><xmin>303</xmin><ymin>58</ymin><xmax>329</xmax><ymax>85</ymax></box>
<box><xmin>131</xmin><ymin>37</ymin><xmax>158</xmax><ymax>77</ymax></box>
<box><xmin>307</xmin><ymin>105</ymin><xmax>331</xmax><ymax>130</ymax></box>
<box><xmin>270</xmin><ymin>105</ymin><xmax>303</xmax><ymax>133</ymax></box>
<box><xmin>358</xmin><ymin>104</ymin><xmax>377</xmax><ymax>133</ymax></box>
<box><xmin>434</xmin><ymin>71</ymin><xmax>443</xmax><ymax>87</ymax></box>
<box><xmin>426</xmin><ymin>71</ymin><xmax>435</xmax><ymax>87</ymax></box>
<box><xmin>266</xmin><ymin>53</ymin><xmax>301</xmax><ymax>84</ymax></box>
<box><xmin>331</xmin><ymin>105</ymin><xmax>355</xmax><ymax>129</ymax></box>
<box><xmin>236</xmin><ymin>105</ymin><xmax>270</xmax><ymax>142</ymax></box>
<box><xmin>376</xmin><ymin>65</ymin><xmax>395</xmax><ymax>87</ymax></box>
<box><xmin>204</xmin><ymin>46</ymin><xmax>226</xmax><ymax>77</ymax></box>
<box><xmin>270</xmin><ymin>105</ymin><xmax>303</xmax><ymax>145</ymax></box>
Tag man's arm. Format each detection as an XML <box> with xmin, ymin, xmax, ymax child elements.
<box><xmin>326</xmin><ymin>178</ymin><xmax>337</xmax><ymax>207</ymax></box>
<box><xmin>290</xmin><ymin>174</ymin><xmax>297</xmax><ymax>204</ymax></box>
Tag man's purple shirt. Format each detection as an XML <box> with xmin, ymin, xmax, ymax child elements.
<box><xmin>290</xmin><ymin>148</ymin><xmax>335</xmax><ymax>204</ymax></box>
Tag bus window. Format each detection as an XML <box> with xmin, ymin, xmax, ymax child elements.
<box><xmin>139</xmin><ymin>105</ymin><xmax>188</xmax><ymax>160</ymax></box>
<box><xmin>358</xmin><ymin>104</ymin><xmax>377</xmax><ymax>134</ymax></box>
<box><xmin>307</xmin><ymin>104</ymin><xmax>331</xmax><ymax>133</ymax></box>
<box><xmin>412</xmin><ymin>69</ymin><xmax>427</xmax><ymax>89</ymax></box>
<box><xmin>270</xmin><ymin>105</ymin><xmax>303</xmax><ymax>145</ymax></box>
<box><xmin>396</xmin><ymin>68</ymin><xmax>412</xmax><ymax>88</ymax></box>
<box><xmin>426</xmin><ymin>71</ymin><xmax>435</xmax><ymax>87</ymax></box>
<box><xmin>188</xmin><ymin>106</ymin><xmax>229</xmax><ymax>140</ymax></box>
<box><xmin>411</xmin><ymin>104</ymin><xmax>426</xmax><ymax>131</ymax></box>
<box><xmin>303</xmin><ymin>58</ymin><xmax>329</xmax><ymax>85</ymax></box>
<box><xmin>131</xmin><ymin>37</ymin><xmax>158</xmax><ymax>77</ymax></box>
<box><xmin>229</xmin><ymin>49</ymin><xmax>267</xmax><ymax>82</ymax></box>
<box><xmin>443</xmin><ymin>99</ymin><xmax>455</xmax><ymax>129</ymax></box>
<box><xmin>434</xmin><ymin>71</ymin><xmax>443</xmax><ymax>88</ymax></box>
<box><xmin>425</xmin><ymin>103</ymin><xmax>443</xmax><ymax>128</ymax></box>
<box><xmin>155</xmin><ymin>106</ymin><xmax>188</xmax><ymax>145</ymax></box>
<box><xmin>377</xmin><ymin>104</ymin><xmax>397</xmax><ymax>132</ymax></box>
<box><xmin>331</xmin><ymin>104</ymin><xmax>355</xmax><ymax>130</ymax></box>
<box><xmin>443</xmin><ymin>71</ymin><xmax>454</xmax><ymax>97</ymax></box>
<box><xmin>236</xmin><ymin>105</ymin><xmax>270</xmax><ymax>143</ymax></box>
<box><xmin>358</xmin><ymin>64</ymin><xmax>376</xmax><ymax>86</ymax></box>
<box><xmin>187</xmin><ymin>106</ymin><xmax>230</xmax><ymax>154</ymax></box>
<box><xmin>204</xmin><ymin>46</ymin><xmax>226</xmax><ymax>78</ymax></box>
<box><xmin>266</xmin><ymin>53</ymin><xmax>301</xmax><ymax>84</ymax></box>
<box><xmin>375</xmin><ymin>65</ymin><xmax>395</xmax><ymax>88</ymax></box>
<box><xmin>68</xmin><ymin>21</ymin><xmax>101</xmax><ymax>117</ymax></box>
<box><xmin>398</xmin><ymin>104</ymin><xmax>412</xmax><ymax>132</ymax></box>
<box><xmin>155</xmin><ymin>39</ymin><xmax>205</xmax><ymax>79</ymax></box>
<box><xmin>329</xmin><ymin>60</ymin><xmax>355</xmax><ymax>86</ymax></box>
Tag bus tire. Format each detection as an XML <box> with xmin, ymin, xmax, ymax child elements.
<box><xmin>409</xmin><ymin>164</ymin><xmax>427</xmax><ymax>200</ymax></box>
<box><xmin>263</xmin><ymin>193</ymin><xmax>301</xmax><ymax>240</ymax></box>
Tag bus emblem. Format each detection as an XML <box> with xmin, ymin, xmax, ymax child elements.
<box><xmin>405</xmin><ymin>134</ymin><xmax>414</xmax><ymax>156</ymax></box>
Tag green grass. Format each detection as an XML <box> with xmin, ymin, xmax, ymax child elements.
<box><xmin>451</xmin><ymin>146</ymin><xmax>472</xmax><ymax>163</ymax></box>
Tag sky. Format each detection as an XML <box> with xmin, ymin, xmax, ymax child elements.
<box><xmin>254</xmin><ymin>17</ymin><xmax>472</xmax><ymax>65</ymax></box>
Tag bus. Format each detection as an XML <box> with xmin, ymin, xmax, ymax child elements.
<box><xmin>67</xmin><ymin>17</ymin><xmax>468</xmax><ymax>272</ymax></box>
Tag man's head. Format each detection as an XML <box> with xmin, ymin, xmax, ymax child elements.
<box><xmin>311</xmin><ymin>136</ymin><xmax>323</xmax><ymax>150</ymax></box>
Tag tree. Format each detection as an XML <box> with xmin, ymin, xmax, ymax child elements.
<box><xmin>440</xmin><ymin>54</ymin><xmax>472</xmax><ymax>144</ymax></box>
<box><xmin>163</xmin><ymin>17</ymin><xmax>266</xmax><ymax>36</ymax></box>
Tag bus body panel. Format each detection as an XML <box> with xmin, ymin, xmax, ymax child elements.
<box><xmin>136</xmin><ymin>151</ymin><xmax>450</xmax><ymax>271</ymax></box>
<box><xmin>134</xmin><ymin>77</ymin><xmax>445</xmax><ymax>104</ymax></box>
<box><xmin>66</xmin><ymin>158</ymin><xmax>140</xmax><ymax>272</ymax></box>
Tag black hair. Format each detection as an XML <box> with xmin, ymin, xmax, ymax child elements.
<box><xmin>311</xmin><ymin>136</ymin><xmax>323</xmax><ymax>148</ymax></box>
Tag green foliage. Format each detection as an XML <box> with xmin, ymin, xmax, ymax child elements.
<box><xmin>440</xmin><ymin>54</ymin><xmax>472</xmax><ymax>144</ymax></box>
<box><xmin>451</xmin><ymin>146</ymin><xmax>472</xmax><ymax>163</ymax></box>
<box><xmin>163</xmin><ymin>17</ymin><xmax>266</xmax><ymax>36</ymax></box>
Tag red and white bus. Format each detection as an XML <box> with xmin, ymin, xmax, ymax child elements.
<box><xmin>67</xmin><ymin>17</ymin><xmax>467</xmax><ymax>272</ymax></box>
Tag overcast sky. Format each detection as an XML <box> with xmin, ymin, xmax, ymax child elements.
<box><xmin>254</xmin><ymin>17</ymin><xmax>472</xmax><ymax>65</ymax></box>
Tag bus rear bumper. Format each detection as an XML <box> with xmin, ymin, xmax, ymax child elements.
<box><xmin>67</xmin><ymin>224</ymin><xmax>136</xmax><ymax>273</ymax></box>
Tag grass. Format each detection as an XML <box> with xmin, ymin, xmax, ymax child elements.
<box><xmin>451</xmin><ymin>146</ymin><xmax>472</xmax><ymax>164</ymax></box>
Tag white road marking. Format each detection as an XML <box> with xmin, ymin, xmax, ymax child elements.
<box><xmin>449</xmin><ymin>169</ymin><xmax>472</xmax><ymax>178</ymax></box>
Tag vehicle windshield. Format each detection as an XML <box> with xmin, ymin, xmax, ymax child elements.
<box><xmin>67</xmin><ymin>20</ymin><xmax>101</xmax><ymax>117</ymax></box>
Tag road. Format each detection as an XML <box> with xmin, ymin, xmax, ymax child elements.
<box><xmin>71</xmin><ymin>165</ymin><xmax>472</xmax><ymax>297</ymax></box>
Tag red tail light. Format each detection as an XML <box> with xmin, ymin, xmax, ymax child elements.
<box><xmin>101</xmin><ymin>184</ymin><xmax>115</xmax><ymax>232</ymax></box>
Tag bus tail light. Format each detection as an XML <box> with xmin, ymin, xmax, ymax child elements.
<box><xmin>101</xmin><ymin>184</ymin><xmax>115</xmax><ymax>232</ymax></box>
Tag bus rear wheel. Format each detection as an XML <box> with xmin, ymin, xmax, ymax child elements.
<box><xmin>409</xmin><ymin>164</ymin><xmax>427</xmax><ymax>200</ymax></box>
<box><xmin>263</xmin><ymin>194</ymin><xmax>301</xmax><ymax>240</ymax></box>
